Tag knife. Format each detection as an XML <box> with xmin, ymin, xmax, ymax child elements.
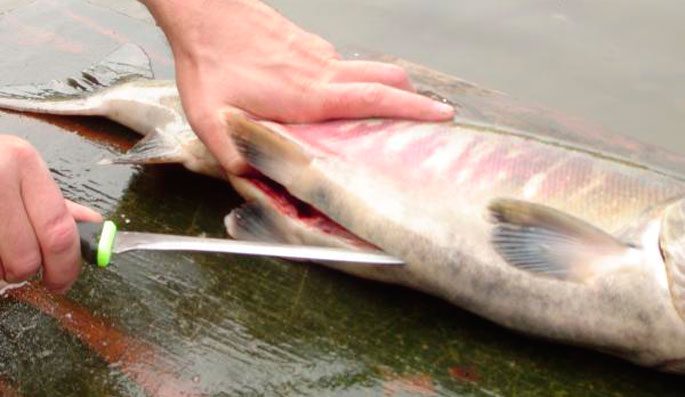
<box><xmin>77</xmin><ymin>221</ymin><xmax>404</xmax><ymax>268</ymax></box>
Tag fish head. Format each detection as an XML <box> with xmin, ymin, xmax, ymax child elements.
<box><xmin>659</xmin><ymin>198</ymin><xmax>685</xmax><ymax>323</ymax></box>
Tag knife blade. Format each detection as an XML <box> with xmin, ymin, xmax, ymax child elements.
<box><xmin>77</xmin><ymin>221</ymin><xmax>404</xmax><ymax>268</ymax></box>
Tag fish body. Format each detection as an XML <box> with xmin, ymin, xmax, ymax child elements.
<box><xmin>228</xmin><ymin>115</ymin><xmax>685</xmax><ymax>373</ymax></box>
<box><xmin>2</xmin><ymin>44</ymin><xmax>685</xmax><ymax>372</ymax></box>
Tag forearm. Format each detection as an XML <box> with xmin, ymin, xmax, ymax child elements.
<box><xmin>138</xmin><ymin>0</ymin><xmax>280</xmax><ymax>56</ymax></box>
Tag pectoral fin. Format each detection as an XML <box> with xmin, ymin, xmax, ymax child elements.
<box><xmin>227</xmin><ymin>115</ymin><xmax>313</xmax><ymax>188</ymax></box>
<box><xmin>488</xmin><ymin>198</ymin><xmax>638</xmax><ymax>282</ymax></box>
<box><xmin>105</xmin><ymin>129</ymin><xmax>184</xmax><ymax>165</ymax></box>
<box><xmin>225</xmin><ymin>202</ymin><xmax>285</xmax><ymax>244</ymax></box>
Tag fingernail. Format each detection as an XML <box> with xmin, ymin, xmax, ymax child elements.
<box><xmin>434</xmin><ymin>102</ymin><xmax>455</xmax><ymax>117</ymax></box>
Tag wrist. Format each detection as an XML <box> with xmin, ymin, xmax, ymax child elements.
<box><xmin>140</xmin><ymin>0</ymin><xmax>291</xmax><ymax>61</ymax></box>
<box><xmin>139</xmin><ymin>0</ymin><xmax>199</xmax><ymax>39</ymax></box>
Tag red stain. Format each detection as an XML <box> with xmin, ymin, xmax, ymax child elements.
<box><xmin>241</xmin><ymin>175</ymin><xmax>377</xmax><ymax>249</ymax></box>
<box><xmin>5</xmin><ymin>283</ymin><xmax>203</xmax><ymax>397</ymax></box>
<box><xmin>383</xmin><ymin>373</ymin><xmax>436</xmax><ymax>397</ymax></box>
<box><xmin>2</xmin><ymin>15</ymin><xmax>84</xmax><ymax>54</ymax></box>
<box><xmin>61</xmin><ymin>9</ymin><xmax>172</xmax><ymax>67</ymax></box>
<box><xmin>2</xmin><ymin>110</ymin><xmax>137</xmax><ymax>151</ymax></box>
<box><xmin>448</xmin><ymin>364</ymin><xmax>480</xmax><ymax>383</ymax></box>
<box><xmin>0</xmin><ymin>376</ymin><xmax>22</xmax><ymax>397</ymax></box>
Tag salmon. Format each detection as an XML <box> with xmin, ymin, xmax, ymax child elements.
<box><xmin>1</xmin><ymin>44</ymin><xmax>684</xmax><ymax>373</ymax></box>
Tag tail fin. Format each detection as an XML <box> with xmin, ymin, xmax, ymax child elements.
<box><xmin>0</xmin><ymin>43</ymin><xmax>153</xmax><ymax>116</ymax></box>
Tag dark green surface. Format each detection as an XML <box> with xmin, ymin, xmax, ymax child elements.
<box><xmin>0</xmin><ymin>1</ymin><xmax>683</xmax><ymax>396</ymax></box>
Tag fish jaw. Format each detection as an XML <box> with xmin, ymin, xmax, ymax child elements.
<box><xmin>227</xmin><ymin>114</ymin><xmax>685</xmax><ymax>372</ymax></box>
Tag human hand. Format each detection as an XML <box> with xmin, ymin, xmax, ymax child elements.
<box><xmin>0</xmin><ymin>136</ymin><xmax>102</xmax><ymax>292</ymax></box>
<box><xmin>142</xmin><ymin>0</ymin><xmax>455</xmax><ymax>174</ymax></box>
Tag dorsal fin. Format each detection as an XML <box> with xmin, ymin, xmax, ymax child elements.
<box><xmin>489</xmin><ymin>198</ymin><xmax>639</xmax><ymax>282</ymax></box>
<box><xmin>659</xmin><ymin>199</ymin><xmax>685</xmax><ymax>321</ymax></box>
<box><xmin>0</xmin><ymin>43</ymin><xmax>153</xmax><ymax>115</ymax></box>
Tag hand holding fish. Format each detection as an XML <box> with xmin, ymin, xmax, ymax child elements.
<box><xmin>0</xmin><ymin>136</ymin><xmax>102</xmax><ymax>292</ymax></box>
<box><xmin>140</xmin><ymin>0</ymin><xmax>455</xmax><ymax>174</ymax></box>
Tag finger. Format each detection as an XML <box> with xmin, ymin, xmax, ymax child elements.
<box><xmin>0</xmin><ymin>258</ymin><xmax>6</xmax><ymax>283</ymax></box>
<box><xmin>328</xmin><ymin>60</ymin><xmax>415</xmax><ymax>92</ymax></box>
<box><xmin>19</xmin><ymin>152</ymin><xmax>80</xmax><ymax>292</ymax></box>
<box><xmin>65</xmin><ymin>200</ymin><xmax>103</xmax><ymax>222</ymax></box>
<box><xmin>0</xmin><ymin>193</ymin><xmax>39</xmax><ymax>284</ymax></box>
<box><xmin>319</xmin><ymin>83</ymin><xmax>455</xmax><ymax>121</ymax></box>
<box><xmin>177</xmin><ymin>82</ymin><xmax>249</xmax><ymax>175</ymax></box>
<box><xmin>0</xmin><ymin>148</ymin><xmax>42</xmax><ymax>284</ymax></box>
<box><xmin>187</xmin><ymin>109</ymin><xmax>244</xmax><ymax>175</ymax></box>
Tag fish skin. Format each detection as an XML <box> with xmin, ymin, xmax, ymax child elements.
<box><xmin>227</xmin><ymin>114</ymin><xmax>685</xmax><ymax>372</ymax></box>
<box><xmin>2</xmin><ymin>44</ymin><xmax>685</xmax><ymax>373</ymax></box>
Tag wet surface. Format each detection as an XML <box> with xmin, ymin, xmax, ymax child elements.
<box><xmin>0</xmin><ymin>0</ymin><xmax>684</xmax><ymax>396</ymax></box>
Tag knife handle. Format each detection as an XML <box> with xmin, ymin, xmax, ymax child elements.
<box><xmin>77</xmin><ymin>221</ymin><xmax>118</xmax><ymax>268</ymax></box>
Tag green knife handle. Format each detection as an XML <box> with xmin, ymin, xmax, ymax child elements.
<box><xmin>77</xmin><ymin>221</ymin><xmax>117</xmax><ymax>268</ymax></box>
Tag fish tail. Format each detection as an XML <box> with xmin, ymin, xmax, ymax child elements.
<box><xmin>0</xmin><ymin>43</ymin><xmax>153</xmax><ymax>116</ymax></box>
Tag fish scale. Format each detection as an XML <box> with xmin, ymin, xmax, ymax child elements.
<box><xmin>281</xmin><ymin>118</ymin><xmax>685</xmax><ymax>232</ymax></box>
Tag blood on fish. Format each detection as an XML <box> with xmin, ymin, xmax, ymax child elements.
<box><xmin>244</xmin><ymin>176</ymin><xmax>377</xmax><ymax>248</ymax></box>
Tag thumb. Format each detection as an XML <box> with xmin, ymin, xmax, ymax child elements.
<box><xmin>65</xmin><ymin>200</ymin><xmax>103</xmax><ymax>223</ymax></box>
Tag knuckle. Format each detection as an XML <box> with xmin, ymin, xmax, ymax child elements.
<box><xmin>3</xmin><ymin>136</ymin><xmax>40</xmax><ymax>164</ymax></box>
<box><xmin>359</xmin><ymin>84</ymin><xmax>384</xmax><ymax>106</ymax></box>
<box><xmin>306</xmin><ymin>33</ymin><xmax>337</xmax><ymax>57</ymax></box>
<box><xmin>320</xmin><ymin>89</ymin><xmax>346</xmax><ymax>117</ymax></box>
<box><xmin>384</xmin><ymin>65</ymin><xmax>410</xmax><ymax>85</ymax></box>
<box><xmin>42</xmin><ymin>213</ymin><xmax>77</xmax><ymax>256</ymax></box>
<box><xmin>3</xmin><ymin>254</ymin><xmax>41</xmax><ymax>282</ymax></box>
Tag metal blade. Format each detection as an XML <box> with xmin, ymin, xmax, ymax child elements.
<box><xmin>113</xmin><ymin>231</ymin><xmax>404</xmax><ymax>266</ymax></box>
